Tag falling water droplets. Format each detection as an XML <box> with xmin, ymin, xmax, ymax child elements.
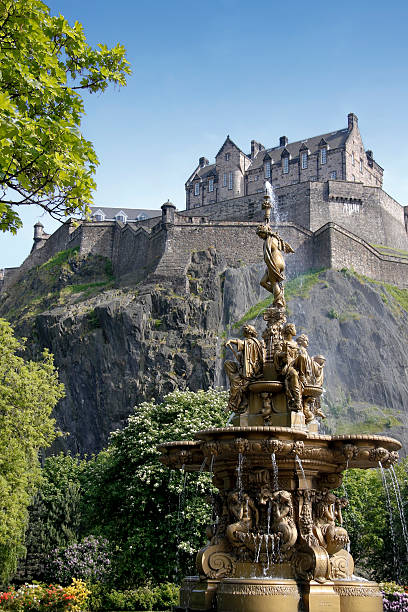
<box><xmin>379</xmin><ymin>462</ymin><xmax>399</xmax><ymax>580</ymax></box>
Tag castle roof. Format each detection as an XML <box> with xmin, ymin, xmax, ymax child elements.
<box><xmin>89</xmin><ymin>206</ymin><xmax>160</xmax><ymax>222</ymax></box>
<box><xmin>247</xmin><ymin>128</ymin><xmax>349</xmax><ymax>170</ymax></box>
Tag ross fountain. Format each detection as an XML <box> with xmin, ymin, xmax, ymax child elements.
<box><xmin>159</xmin><ymin>192</ymin><xmax>402</xmax><ymax>612</ymax></box>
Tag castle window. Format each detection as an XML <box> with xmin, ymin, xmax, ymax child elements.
<box><xmin>320</xmin><ymin>148</ymin><xmax>327</xmax><ymax>165</ymax></box>
<box><xmin>265</xmin><ymin>161</ymin><xmax>271</xmax><ymax>178</ymax></box>
<box><xmin>360</xmin><ymin>159</ymin><xmax>363</xmax><ymax>173</ymax></box>
<box><xmin>283</xmin><ymin>157</ymin><xmax>289</xmax><ymax>174</ymax></box>
<box><xmin>223</xmin><ymin>173</ymin><xmax>227</xmax><ymax>187</ymax></box>
<box><xmin>136</xmin><ymin>213</ymin><xmax>147</xmax><ymax>221</ymax></box>
<box><xmin>228</xmin><ymin>171</ymin><xmax>233</xmax><ymax>190</ymax></box>
<box><xmin>351</xmin><ymin>152</ymin><xmax>355</xmax><ymax>166</ymax></box>
<box><xmin>301</xmin><ymin>151</ymin><xmax>308</xmax><ymax>169</ymax></box>
<box><xmin>225</xmin><ymin>153</ymin><xmax>230</xmax><ymax>161</ymax></box>
<box><xmin>352</xmin><ymin>174</ymin><xmax>355</xmax><ymax>181</ymax></box>
<box><xmin>194</xmin><ymin>183</ymin><xmax>200</xmax><ymax>196</ymax></box>
<box><xmin>92</xmin><ymin>210</ymin><xmax>105</xmax><ymax>222</ymax></box>
<box><xmin>208</xmin><ymin>178</ymin><xmax>214</xmax><ymax>192</ymax></box>
<box><xmin>330</xmin><ymin>171</ymin><xmax>337</xmax><ymax>179</ymax></box>
<box><xmin>116</xmin><ymin>215</ymin><xmax>126</xmax><ymax>223</ymax></box>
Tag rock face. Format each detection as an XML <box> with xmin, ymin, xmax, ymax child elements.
<box><xmin>1</xmin><ymin>247</ymin><xmax>407</xmax><ymax>454</ymax></box>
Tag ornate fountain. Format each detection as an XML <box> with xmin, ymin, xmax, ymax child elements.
<box><xmin>159</xmin><ymin>193</ymin><xmax>402</xmax><ymax>612</ymax></box>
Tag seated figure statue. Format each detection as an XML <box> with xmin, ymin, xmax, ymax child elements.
<box><xmin>314</xmin><ymin>491</ymin><xmax>349</xmax><ymax>555</ymax></box>
<box><xmin>274</xmin><ymin>323</ymin><xmax>302</xmax><ymax>411</ymax></box>
<box><xmin>224</xmin><ymin>324</ymin><xmax>264</xmax><ymax>413</ymax></box>
<box><xmin>294</xmin><ymin>334</ymin><xmax>313</xmax><ymax>385</ymax></box>
<box><xmin>226</xmin><ymin>491</ymin><xmax>259</xmax><ymax>548</ymax></box>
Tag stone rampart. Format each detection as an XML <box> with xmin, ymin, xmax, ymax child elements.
<box><xmin>315</xmin><ymin>223</ymin><xmax>408</xmax><ymax>287</ymax></box>
<box><xmin>2</xmin><ymin>180</ymin><xmax>408</xmax><ymax>294</ymax></box>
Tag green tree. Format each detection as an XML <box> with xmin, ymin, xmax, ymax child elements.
<box><xmin>0</xmin><ymin>318</ymin><xmax>64</xmax><ymax>581</ymax></box>
<box><xmin>81</xmin><ymin>389</ymin><xmax>229</xmax><ymax>587</ymax></box>
<box><xmin>0</xmin><ymin>0</ymin><xmax>131</xmax><ymax>233</ymax></box>
<box><xmin>21</xmin><ymin>453</ymin><xmax>85</xmax><ymax>581</ymax></box>
<box><xmin>341</xmin><ymin>461</ymin><xmax>408</xmax><ymax>583</ymax></box>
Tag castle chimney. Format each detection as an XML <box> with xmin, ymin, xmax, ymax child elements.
<box><xmin>348</xmin><ymin>113</ymin><xmax>358</xmax><ymax>131</ymax></box>
<box><xmin>251</xmin><ymin>140</ymin><xmax>264</xmax><ymax>159</ymax></box>
<box><xmin>161</xmin><ymin>199</ymin><xmax>176</xmax><ymax>226</ymax></box>
<box><xmin>279</xmin><ymin>136</ymin><xmax>288</xmax><ymax>147</ymax></box>
<box><xmin>199</xmin><ymin>157</ymin><xmax>209</xmax><ymax>168</ymax></box>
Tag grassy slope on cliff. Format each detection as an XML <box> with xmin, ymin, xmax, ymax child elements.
<box><xmin>0</xmin><ymin>248</ymin><xmax>115</xmax><ymax>329</ymax></box>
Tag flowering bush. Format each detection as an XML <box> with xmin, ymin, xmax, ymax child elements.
<box><xmin>381</xmin><ymin>582</ymin><xmax>408</xmax><ymax>612</ymax></box>
<box><xmin>0</xmin><ymin>579</ymin><xmax>90</xmax><ymax>611</ymax></box>
<box><xmin>46</xmin><ymin>536</ymin><xmax>112</xmax><ymax>584</ymax></box>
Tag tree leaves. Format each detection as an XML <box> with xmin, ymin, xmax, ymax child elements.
<box><xmin>0</xmin><ymin>0</ymin><xmax>131</xmax><ymax>232</ymax></box>
<box><xmin>0</xmin><ymin>318</ymin><xmax>64</xmax><ymax>581</ymax></box>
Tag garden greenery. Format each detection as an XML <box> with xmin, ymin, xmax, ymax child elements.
<box><xmin>0</xmin><ymin>319</ymin><xmax>64</xmax><ymax>582</ymax></box>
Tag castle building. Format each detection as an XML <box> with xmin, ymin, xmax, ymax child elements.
<box><xmin>185</xmin><ymin>113</ymin><xmax>383</xmax><ymax>209</ymax></box>
<box><xmin>2</xmin><ymin>114</ymin><xmax>408</xmax><ymax>294</ymax></box>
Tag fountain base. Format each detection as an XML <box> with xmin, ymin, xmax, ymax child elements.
<box><xmin>176</xmin><ymin>576</ymin><xmax>383</xmax><ymax>612</ymax></box>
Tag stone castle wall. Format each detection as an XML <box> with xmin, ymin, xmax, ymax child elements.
<box><xmin>180</xmin><ymin>181</ymin><xmax>408</xmax><ymax>252</ymax></box>
<box><xmin>2</xmin><ymin>179</ymin><xmax>408</xmax><ymax>293</ymax></box>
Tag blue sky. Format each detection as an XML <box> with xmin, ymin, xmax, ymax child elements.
<box><xmin>1</xmin><ymin>0</ymin><xmax>408</xmax><ymax>267</ymax></box>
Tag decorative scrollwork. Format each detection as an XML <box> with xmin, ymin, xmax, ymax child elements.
<box><xmin>330</xmin><ymin>549</ymin><xmax>354</xmax><ymax>579</ymax></box>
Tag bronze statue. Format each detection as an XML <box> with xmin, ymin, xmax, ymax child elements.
<box><xmin>256</xmin><ymin>223</ymin><xmax>294</xmax><ymax>308</ymax></box>
<box><xmin>274</xmin><ymin>323</ymin><xmax>302</xmax><ymax>411</ymax></box>
<box><xmin>226</xmin><ymin>491</ymin><xmax>259</xmax><ymax>547</ymax></box>
<box><xmin>294</xmin><ymin>334</ymin><xmax>313</xmax><ymax>385</ymax></box>
<box><xmin>314</xmin><ymin>492</ymin><xmax>349</xmax><ymax>555</ymax></box>
<box><xmin>224</xmin><ymin>325</ymin><xmax>264</xmax><ymax>413</ymax></box>
<box><xmin>312</xmin><ymin>355</ymin><xmax>326</xmax><ymax>387</ymax></box>
<box><xmin>270</xmin><ymin>490</ymin><xmax>298</xmax><ymax>551</ymax></box>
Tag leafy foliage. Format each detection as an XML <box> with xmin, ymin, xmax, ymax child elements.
<box><xmin>0</xmin><ymin>319</ymin><xmax>64</xmax><ymax>582</ymax></box>
<box><xmin>340</xmin><ymin>460</ymin><xmax>408</xmax><ymax>583</ymax></box>
<box><xmin>81</xmin><ymin>389</ymin><xmax>229</xmax><ymax>586</ymax></box>
<box><xmin>21</xmin><ymin>454</ymin><xmax>85</xmax><ymax>582</ymax></box>
<box><xmin>0</xmin><ymin>0</ymin><xmax>131</xmax><ymax>232</ymax></box>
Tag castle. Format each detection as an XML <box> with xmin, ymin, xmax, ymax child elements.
<box><xmin>1</xmin><ymin>113</ymin><xmax>408</xmax><ymax>292</ymax></box>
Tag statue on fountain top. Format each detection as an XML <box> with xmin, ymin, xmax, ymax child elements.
<box><xmin>256</xmin><ymin>223</ymin><xmax>294</xmax><ymax>309</ymax></box>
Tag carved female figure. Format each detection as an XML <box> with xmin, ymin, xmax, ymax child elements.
<box><xmin>226</xmin><ymin>492</ymin><xmax>259</xmax><ymax>547</ymax></box>
<box><xmin>314</xmin><ymin>492</ymin><xmax>349</xmax><ymax>555</ymax></box>
<box><xmin>270</xmin><ymin>490</ymin><xmax>298</xmax><ymax>551</ymax></box>
<box><xmin>274</xmin><ymin>323</ymin><xmax>302</xmax><ymax>411</ymax></box>
<box><xmin>256</xmin><ymin>224</ymin><xmax>294</xmax><ymax>308</ymax></box>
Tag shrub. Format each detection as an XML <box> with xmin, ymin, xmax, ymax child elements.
<box><xmin>153</xmin><ymin>583</ymin><xmax>179</xmax><ymax>610</ymax></box>
<box><xmin>46</xmin><ymin>535</ymin><xmax>112</xmax><ymax>584</ymax></box>
<box><xmin>104</xmin><ymin>587</ymin><xmax>155</xmax><ymax>611</ymax></box>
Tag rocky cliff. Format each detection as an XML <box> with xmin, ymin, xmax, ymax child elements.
<box><xmin>1</xmin><ymin>246</ymin><xmax>407</xmax><ymax>454</ymax></box>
